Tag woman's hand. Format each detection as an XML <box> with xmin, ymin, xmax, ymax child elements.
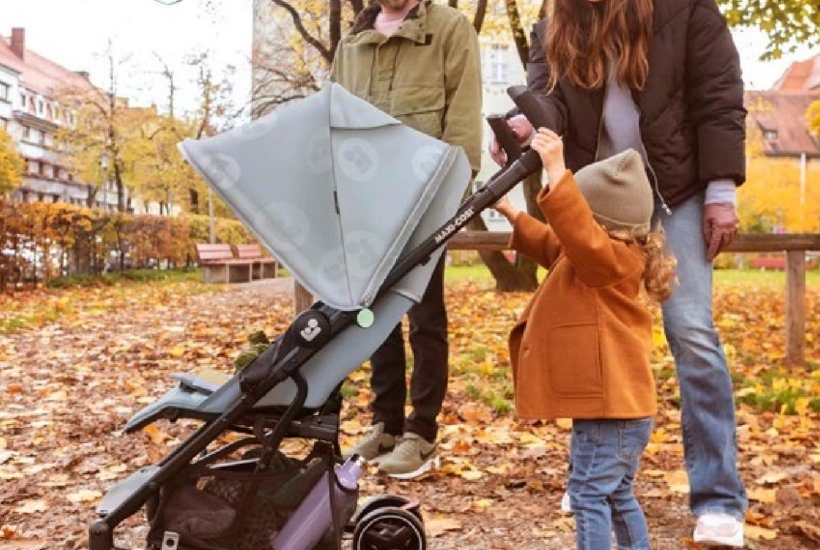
<box><xmin>531</xmin><ymin>128</ymin><xmax>567</xmax><ymax>187</ymax></box>
<box><xmin>493</xmin><ymin>194</ymin><xmax>520</xmax><ymax>222</ymax></box>
<box><xmin>489</xmin><ymin>115</ymin><xmax>535</xmax><ymax>166</ymax></box>
<box><xmin>703</xmin><ymin>203</ymin><xmax>739</xmax><ymax>261</ymax></box>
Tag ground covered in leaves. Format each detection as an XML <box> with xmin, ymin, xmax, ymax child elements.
<box><xmin>0</xmin><ymin>271</ymin><xmax>818</xmax><ymax>549</ymax></box>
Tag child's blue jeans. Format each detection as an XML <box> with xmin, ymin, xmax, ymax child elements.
<box><xmin>569</xmin><ymin>418</ymin><xmax>653</xmax><ymax>550</ymax></box>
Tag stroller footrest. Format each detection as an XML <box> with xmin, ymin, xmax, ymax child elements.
<box><xmin>288</xmin><ymin>415</ymin><xmax>339</xmax><ymax>440</ymax></box>
<box><xmin>97</xmin><ymin>466</ymin><xmax>160</xmax><ymax>517</ymax></box>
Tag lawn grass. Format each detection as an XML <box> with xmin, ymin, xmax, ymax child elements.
<box><xmin>444</xmin><ymin>264</ymin><xmax>820</xmax><ymax>288</ymax></box>
<box><xmin>46</xmin><ymin>267</ymin><xmax>203</xmax><ymax>289</ymax></box>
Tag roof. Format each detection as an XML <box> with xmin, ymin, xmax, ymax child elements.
<box><xmin>0</xmin><ymin>34</ymin><xmax>92</xmax><ymax>98</ymax></box>
<box><xmin>745</xmin><ymin>90</ymin><xmax>820</xmax><ymax>158</ymax></box>
<box><xmin>772</xmin><ymin>53</ymin><xmax>820</xmax><ymax>92</ymax></box>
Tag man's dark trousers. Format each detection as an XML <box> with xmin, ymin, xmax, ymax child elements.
<box><xmin>370</xmin><ymin>256</ymin><xmax>447</xmax><ymax>443</ymax></box>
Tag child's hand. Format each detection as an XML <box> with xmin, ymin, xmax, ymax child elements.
<box><xmin>531</xmin><ymin>128</ymin><xmax>567</xmax><ymax>187</ymax></box>
<box><xmin>493</xmin><ymin>194</ymin><xmax>519</xmax><ymax>222</ymax></box>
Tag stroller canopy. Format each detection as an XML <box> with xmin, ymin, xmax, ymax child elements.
<box><xmin>180</xmin><ymin>83</ymin><xmax>469</xmax><ymax>311</ymax></box>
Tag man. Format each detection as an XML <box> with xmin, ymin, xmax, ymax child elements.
<box><xmin>331</xmin><ymin>0</ymin><xmax>482</xmax><ymax>478</ymax></box>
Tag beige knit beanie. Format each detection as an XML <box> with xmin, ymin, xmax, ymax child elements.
<box><xmin>573</xmin><ymin>149</ymin><xmax>654</xmax><ymax>237</ymax></box>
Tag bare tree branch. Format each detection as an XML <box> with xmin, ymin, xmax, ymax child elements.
<box><xmin>504</xmin><ymin>0</ymin><xmax>530</xmax><ymax>68</ymax></box>
<box><xmin>473</xmin><ymin>0</ymin><xmax>488</xmax><ymax>33</ymax></box>
<box><xmin>270</xmin><ymin>0</ymin><xmax>332</xmax><ymax>62</ymax></box>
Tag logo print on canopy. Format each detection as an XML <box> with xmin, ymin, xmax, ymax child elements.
<box><xmin>203</xmin><ymin>153</ymin><xmax>241</xmax><ymax>189</ymax></box>
<box><xmin>337</xmin><ymin>137</ymin><xmax>379</xmax><ymax>182</ymax></box>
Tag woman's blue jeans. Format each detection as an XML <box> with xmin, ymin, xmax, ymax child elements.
<box><xmin>569</xmin><ymin>418</ymin><xmax>653</xmax><ymax>550</ymax></box>
<box><xmin>655</xmin><ymin>193</ymin><xmax>748</xmax><ymax>519</ymax></box>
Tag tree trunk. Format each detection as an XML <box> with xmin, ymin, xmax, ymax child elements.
<box><xmin>473</xmin><ymin>0</ymin><xmax>489</xmax><ymax>32</ymax></box>
<box><xmin>329</xmin><ymin>0</ymin><xmax>342</xmax><ymax>59</ymax></box>
<box><xmin>467</xmin><ymin>216</ymin><xmax>538</xmax><ymax>291</ymax></box>
<box><xmin>504</xmin><ymin>0</ymin><xmax>530</xmax><ymax>67</ymax></box>
<box><xmin>86</xmin><ymin>185</ymin><xmax>98</xmax><ymax>208</ymax></box>
<box><xmin>114</xmin><ymin>163</ymin><xmax>126</xmax><ymax>213</ymax></box>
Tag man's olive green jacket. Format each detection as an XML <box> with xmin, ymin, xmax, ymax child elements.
<box><xmin>330</xmin><ymin>0</ymin><xmax>482</xmax><ymax>174</ymax></box>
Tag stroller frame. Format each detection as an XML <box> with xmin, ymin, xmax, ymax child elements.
<box><xmin>89</xmin><ymin>86</ymin><xmax>544</xmax><ymax>550</ymax></box>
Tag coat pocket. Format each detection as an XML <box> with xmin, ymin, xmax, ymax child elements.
<box><xmin>390</xmin><ymin>86</ymin><xmax>446</xmax><ymax>137</ymax></box>
<box><xmin>547</xmin><ymin>323</ymin><xmax>602</xmax><ymax>397</ymax></box>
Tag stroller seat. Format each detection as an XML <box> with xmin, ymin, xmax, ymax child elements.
<box><xmin>124</xmin><ymin>288</ymin><xmax>420</xmax><ymax>433</ymax></box>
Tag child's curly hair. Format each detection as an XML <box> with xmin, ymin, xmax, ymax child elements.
<box><xmin>609</xmin><ymin>226</ymin><xmax>677</xmax><ymax>302</ymax></box>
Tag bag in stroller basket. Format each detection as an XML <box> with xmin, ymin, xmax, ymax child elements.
<box><xmin>145</xmin><ymin>448</ymin><xmax>356</xmax><ymax>550</ymax></box>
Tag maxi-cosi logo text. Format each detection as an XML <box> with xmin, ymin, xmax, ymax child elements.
<box><xmin>434</xmin><ymin>207</ymin><xmax>474</xmax><ymax>244</ymax></box>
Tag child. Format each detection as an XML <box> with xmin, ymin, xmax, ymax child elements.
<box><xmin>494</xmin><ymin>128</ymin><xmax>676</xmax><ymax>550</ymax></box>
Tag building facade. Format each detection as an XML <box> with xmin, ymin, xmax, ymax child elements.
<box><xmin>0</xmin><ymin>28</ymin><xmax>122</xmax><ymax>210</ymax></box>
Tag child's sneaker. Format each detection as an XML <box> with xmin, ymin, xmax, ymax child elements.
<box><xmin>344</xmin><ymin>422</ymin><xmax>396</xmax><ymax>461</ymax></box>
<box><xmin>378</xmin><ymin>432</ymin><xmax>439</xmax><ymax>479</ymax></box>
<box><xmin>693</xmin><ymin>513</ymin><xmax>744</xmax><ymax>547</ymax></box>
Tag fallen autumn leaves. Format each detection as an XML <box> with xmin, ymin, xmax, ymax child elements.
<box><xmin>0</xmin><ymin>274</ymin><xmax>817</xmax><ymax>548</ymax></box>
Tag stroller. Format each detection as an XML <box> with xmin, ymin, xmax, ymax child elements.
<box><xmin>89</xmin><ymin>83</ymin><xmax>547</xmax><ymax>550</ymax></box>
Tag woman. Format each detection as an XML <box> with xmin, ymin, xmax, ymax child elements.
<box><xmin>490</xmin><ymin>0</ymin><xmax>748</xmax><ymax>546</ymax></box>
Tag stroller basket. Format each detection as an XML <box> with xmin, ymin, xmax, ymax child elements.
<box><xmin>89</xmin><ymin>84</ymin><xmax>546</xmax><ymax>550</ymax></box>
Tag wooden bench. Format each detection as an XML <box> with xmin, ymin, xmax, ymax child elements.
<box><xmin>751</xmin><ymin>256</ymin><xmax>787</xmax><ymax>270</ymax></box>
<box><xmin>195</xmin><ymin>243</ymin><xmax>253</xmax><ymax>284</ymax></box>
<box><xmin>235</xmin><ymin>244</ymin><xmax>278</xmax><ymax>279</ymax></box>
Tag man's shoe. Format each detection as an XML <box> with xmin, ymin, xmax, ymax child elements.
<box><xmin>378</xmin><ymin>432</ymin><xmax>439</xmax><ymax>480</ymax></box>
<box><xmin>343</xmin><ymin>422</ymin><xmax>396</xmax><ymax>461</ymax></box>
<box><xmin>693</xmin><ymin>513</ymin><xmax>745</xmax><ymax>547</ymax></box>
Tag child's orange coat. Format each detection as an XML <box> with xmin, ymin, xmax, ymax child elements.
<box><xmin>508</xmin><ymin>171</ymin><xmax>657</xmax><ymax>420</ymax></box>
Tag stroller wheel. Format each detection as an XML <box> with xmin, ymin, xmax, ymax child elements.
<box><xmin>355</xmin><ymin>494</ymin><xmax>422</xmax><ymax>524</ymax></box>
<box><xmin>353</xmin><ymin>506</ymin><xmax>426</xmax><ymax>550</ymax></box>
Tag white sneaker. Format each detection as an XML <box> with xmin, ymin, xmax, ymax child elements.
<box><xmin>560</xmin><ymin>491</ymin><xmax>572</xmax><ymax>513</ymax></box>
<box><xmin>377</xmin><ymin>432</ymin><xmax>439</xmax><ymax>480</ymax></box>
<box><xmin>693</xmin><ymin>513</ymin><xmax>745</xmax><ymax>547</ymax></box>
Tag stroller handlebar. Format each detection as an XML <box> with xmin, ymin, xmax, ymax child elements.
<box><xmin>487</xmin><ymin>114</ymin><xmax>522</xmax><ymax>164</ymax></box>
<box><xmin>507</xmin><ymin>85</ymin><xmax>553</xmax><ymax>132</ymax></box>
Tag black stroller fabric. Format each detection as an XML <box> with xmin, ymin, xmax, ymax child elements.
<box><xmin>147</xmin><ymin>451</ymin><xmax>353</xmax><ymax>550</ymax></box>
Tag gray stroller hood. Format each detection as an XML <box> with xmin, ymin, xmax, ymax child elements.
<box><xmin>179</xmin><ymin>83</ymin><xmax>470</xmax><ymax>310</ymax></box>
<box><xmin>120</xmin><ymin>84</ymin><xmax>470</xmax><ymax>429</ymax></box>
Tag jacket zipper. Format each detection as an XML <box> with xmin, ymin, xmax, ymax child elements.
<box><xmin>642</xmin><ymin>145</ymin><xmax>672</xmax><ymax>215</ymax></box>
<box><xmin>593</xmin><ymin>86</ymin><xmax>607</xmax><ymax>163</ymax></box>
<box><xmin>635</xmin><ymin>104</ymin><xmax>671</xmax><ymax>214</ymax></box>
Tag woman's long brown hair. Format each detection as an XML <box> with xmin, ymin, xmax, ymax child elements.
<box><xmin>546</xmin><ymin>0</ymin><xmax>654</xmax><ymax>91</ymax></box>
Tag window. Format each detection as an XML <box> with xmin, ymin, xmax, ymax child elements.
<box><xmin>20</xmin><ymin>92</ymin><xmax>25</xmax><ymax>106</ymax></box>
<box><xmin>0</xmin><ymin>118</ymin><xmax>7</xmax><ymax>130</ymax></box>
<box><xmin>0</xmin><ymin>82</ymin><xmax>9</xmax><ymax>101</ymax></box>
<box><xmin>22</xmin><ymin>125</ymin><xmax>30</xmax><ymax>140</ymax></box>
<box><xmin>28</xmin><ymin>160</ymin><xmax>39</xmax><ymax>174</ymax></box>
<box><xmin>37</xmin><ymin>99</ymin><xmax>43</xmax><ymax>114</ymax></box>
<box><xmin>485</xmin><ymin>45</ymin><xmax>509</xmax><ymax>84</ymax></box>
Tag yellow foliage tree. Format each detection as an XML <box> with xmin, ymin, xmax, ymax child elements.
<box><xmin>0</xmin><ymin>128</ymin><xmax>25</xmax><ymax>195</ymax></box>
<box><xmin>808</xmin><ymin>100</ymin><xmax>820</xmax><ymax>137</ymax></box>
<box><xmin>738</xmin><ymin>121</ymin><xmax>820</xmax><ymax>233</ymax></box>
